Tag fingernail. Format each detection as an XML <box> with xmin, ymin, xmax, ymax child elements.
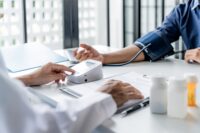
<box><xmin>188</xmin><ymin>59</ymin><xmax>194</xmax><ymax>63</ymax></box>
<box><xmin>65</xmin><ymin>71</ymin><xmax>73</xmax><ymax>75</ymax></box>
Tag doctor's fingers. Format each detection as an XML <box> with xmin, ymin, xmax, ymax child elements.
<box><xmin>48</xmin><ymin>73</ymin><xmax>66</xmax><ymax>82</ymax></box>
<box><xmin>127</xmin><ymin>92</ymin><xmax>144</xmax><ymax>99</ymax></box>
<box><xmin>104</xmin><ymin>81</ymin><xmax>142</xmax><ymax>96</ymax></box>
<box><xmin>43</xmin><ymin>63</ymin><xmax>74</xmax><ymax>74</ymax></box>
<box><xmin>111</xmin><ymin>92</ymin><xmax>129</xmax><ymax>107</ymax></box>
<box><xmin>121</xmin><ymin>87</ymin><xmax>143</xmax><ymax>99</ymax></box>
<box><xmin>50</xmin><ymin>63</ymin><xmax>75</xmax><ymax>73</ymax></box>
<box><xmin>98</xmin><ymin>80</ymin><xmax>125</xmax><ymax>92</ymax></box>
<box><xmin>123</xmin><ymin>85</ymin><xmax>142</xmax><ymax>94</ymax></box>
<box><xmin>55</xmin><ymin>75</ymin><xmax>66</xmax><ymax>83</ymax></box>
<box><xmin>105</xmin><ymin>80</ymin><xmax>123</xmax><ymax>86</ymax></box>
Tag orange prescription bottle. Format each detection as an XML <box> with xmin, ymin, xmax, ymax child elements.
<box><xmin>184</xmin><ymin>74</ymin><xmax>198</xmax><ymax>107</ymax></box>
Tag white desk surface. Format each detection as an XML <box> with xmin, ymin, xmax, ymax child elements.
<box><xmin>10</xmin><ymin>45</ymin><xmax>200</xmax><ymax>133</ymax></box>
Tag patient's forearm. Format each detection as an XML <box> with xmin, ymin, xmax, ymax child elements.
<box><xmin>102</xmin><ymin>45</ymin><xmax>145</xmax><ymax>64</ymax></box>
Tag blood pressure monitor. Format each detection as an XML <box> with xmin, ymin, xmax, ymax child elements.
<box><xmin>68</xmin><ymin>59</ymin><xmax>103</xmax><ymax>84</ymax></box>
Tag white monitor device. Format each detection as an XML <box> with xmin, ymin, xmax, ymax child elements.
<box><xmin>68</xmin><ymin>59</ymin><xmax>103</xmax><ymax>84</ymax></box>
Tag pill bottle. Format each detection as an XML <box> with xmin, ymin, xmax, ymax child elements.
<box><xmin>167</xmin><ymin>77</ymin><xmax>187</xmax><ymax>119</ymax></box>
<box><xmin>184</xmin><ymin>73</ymin><xmax>198</xmax><ymax>107</ymax></box>
<box><xmin>150</xmin><ymin>76</ymin><xmax>167</xmax><ymax>114</ymax></box>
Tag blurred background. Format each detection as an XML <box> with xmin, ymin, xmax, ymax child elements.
<box><xmin>0</xmin><ymin>0</ymin><xmax>187</xmax><ymax>59</ymax></box>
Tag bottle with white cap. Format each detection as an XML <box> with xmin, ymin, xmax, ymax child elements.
<box><xmin>167</xmin><ymin>77</ymin><xmax>187</xmax><ymax>118</ymax></box>
<box><xmin>184</xmin><ymin>73</ymin><xmax>198</xmax><ymax>107</ymax></box>
<box><xmin>150</xmin><ymin>75</ymin><xmax>167</xmax><ymax>114</ymax></box>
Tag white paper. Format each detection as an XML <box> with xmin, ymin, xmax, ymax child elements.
<box><xmin>67</xmin><ymin>71</ymin><xmax>151</xmax><ymax>112</ymax></box>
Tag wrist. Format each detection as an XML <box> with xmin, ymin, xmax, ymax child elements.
<box><xmin>17</xmin><ymin>73</ymin><xmax>37</xmax><ymax>86</ymax></box>
<box><xmin>101</xmin><ymin>53</ymin><xmax>107</xmax><ymax>64</ymax></box>
<box><xmin>17</xmin><ymin>74</ymin><xmax>32</xmax><ymax>86</ymax></box>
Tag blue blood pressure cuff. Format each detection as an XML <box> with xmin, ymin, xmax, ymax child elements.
<box><xmin>134</xmin><ymin>31</ymin><xmax>174</xmax><ymax>61</ymax></box>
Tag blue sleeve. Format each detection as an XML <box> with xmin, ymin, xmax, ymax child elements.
<box><xmin>135</xmin><ymin>6</ymin><xmax>181</xmax><ymax>61</ymax></box>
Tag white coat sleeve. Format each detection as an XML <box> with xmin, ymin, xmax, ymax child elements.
<box><xmin>0</xmin><ymin>74</ymin><xmax>117</xmax><ymax>133</ymax></box>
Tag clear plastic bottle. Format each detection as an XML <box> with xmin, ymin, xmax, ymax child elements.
<box><xmin>167</xmin><ymin>77</ymin><xmax>187</xmax><ymax>118</ymax></box>
<box><xmin>184</xmin><ymin>73</ymin><xmax>198</xmax><ymax>107</ymax></box>
<box><xmin>150</xmin><ymin>76</ymin><xmax>167</xmax><ymax>114</ymax></box>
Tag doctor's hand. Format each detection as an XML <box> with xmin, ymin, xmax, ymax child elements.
<box><xmin>98</xmin><ymin>80</ymin><xmax>144</xmax><ymax>107</ymax></box>
<box><xmin>74</xmin><ymin>44</ymin><xmax>104</xmax><ymax>63</ymax></box>
<box><xmin>17</xmin><ymin>63</ymin><xmax>75</xmax><ymax>86</ymax></box>
<box><xmin>185</xmin><ymin>48</ymin><xmax>200</xmax><ymax>63</ymax></box>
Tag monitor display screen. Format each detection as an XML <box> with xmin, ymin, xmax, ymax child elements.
<box><xmin>73</xmin><ymin>61</ymin><xmax>96</xmax><ymax>74</ymax></box>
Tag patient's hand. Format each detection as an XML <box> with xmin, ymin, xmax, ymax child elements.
<box><xmin>17</xmin><ymin>63</ymin><xmax>75</xmax><ymax>86</ymax></box>
<box><xmin>185</xmin><ymin>48</ymin><xmax>200</xmax><ymax>63</ymax></box>
<box><xmin>74</xmin><ymin>44</ymin><xmax>104</xmax><ymax>62</ymax></box>
<box><xmin>98</xmin><ymin>80</ymin><xmax>144</xmax><ymax>107</ymax></box>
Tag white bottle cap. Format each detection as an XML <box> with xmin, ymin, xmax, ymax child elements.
<box><xmin>169</xmin><ymin>77</ymin><xmax>186</xmax><ymax>89</ymax></box>
<box><xmin>184</xmin><ymin>73</ymin><xmax>198</xmax><ymax>83</ymax></box>
<box><xmin>151</xmin><ymin>75</ymin><xmax>166</xmax><ymax>83</ymax></box>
